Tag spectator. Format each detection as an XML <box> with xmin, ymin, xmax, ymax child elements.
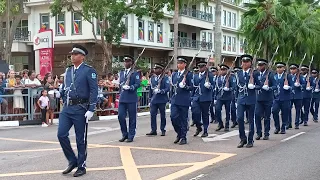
<box><xmin>37</xmin><ymin>89</ymin><xmax>49</xmax><ymax>127</ymax></box>
<box><xmin>36</xmin><ymin>74</ymin><xmax>43</xmax><ymax>83</ymax></box>
<box><xmin>6</xmin><ymin>70</ymin><xmax>16</xmax><ymax>87</ymax></box>
<box><xmin>13</xmin><ymin>75</ymin><xmax>25</xmax><ymax>117</ymax></box>
<box><xmin>112</xmin><ymin>73</ymin><xmax>120</xmax><ymax>89</ymax></box>
<box><xmin>44</xmin><ymin>75</ymin><xmax>59</xmax><ymax>125</ymax></box>
<box><xmin>0</xmin><ymin>78</ymin><xmax>8</xmax><ymax>120</ymax></box>
<box><xmin>97</xmin><ymin>79</ymin><xmax>108</xmax><ymax>110</ymax></box>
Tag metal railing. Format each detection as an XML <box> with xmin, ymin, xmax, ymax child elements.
<box><xmin>170</xmin><ymin>38</ymin><xmax>213</xmax><ymax>51</ymax></box>
<box><xmin>2</xmin><ymin>28</ymin><xmax>31</xmax><ymax>41</ymax></box>
<box><xmin>0</xmin><ymin>87</ymin><xmax>153</xmax><ymax>122</ymax></box>
<box><xmin>179</xmin><ymin>8</ymin><xmax>213</xmax><ymax>22</ymax></box>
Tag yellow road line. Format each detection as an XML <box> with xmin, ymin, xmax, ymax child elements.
<box><xmin>0</xmin><ymin>166</ymin><xmax>124</xmax><ymax>177</ymax></box>
<box><xmin>119</xmin><ymin>147</ymin><xmax>142</xmax><ymax>180</ymax></box>
<box><xmin>0</xmin><ymin>148</ymin><xmax>62</xmax><ymax>154</ymax></box>
<box><xmin>157</xmin><ymin>153</ymin><xmax>236</xmax><ymax>180</ymax></box>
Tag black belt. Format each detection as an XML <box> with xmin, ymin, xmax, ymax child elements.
<box><xmin>68</xmin><ymin>99</ymin><xmax>89</xmax><ymax>105</ymax></box>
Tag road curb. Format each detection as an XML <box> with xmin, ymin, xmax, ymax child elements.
<box><xmin>0</xmin><ymin>109</ymin><xmax>171</xmax><ymax>127</ymax></box>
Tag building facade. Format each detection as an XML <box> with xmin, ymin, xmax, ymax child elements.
<box><xmin>8</xmin><ymin>0</ymin><xmax>247</xmax><ymax>75</ymax></box>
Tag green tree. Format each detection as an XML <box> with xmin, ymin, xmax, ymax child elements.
<box><xmin>50</xmin><ymin>0</ymin><xmax>169</xmax><ymax>73</ymax></box>
<box><xmin>0</xmin><ymin>0</ymin><xmax>25</xmax><ymax>64</ymax></box>
<box><xmin>240</xmin><ymin>0</ymin><xmax>320</xmax><ymax>65</ymax></box>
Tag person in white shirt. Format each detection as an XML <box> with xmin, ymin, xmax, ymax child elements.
<box><xmin>37</xmin><ymin>90</ymin><xmax>49</xmax><ymax>127</ymax></box>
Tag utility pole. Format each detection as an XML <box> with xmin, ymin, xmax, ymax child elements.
<box><xmin>6</xmin><ymin>0</ymin><xmax>10</xmax><ymax>64</ymax></box>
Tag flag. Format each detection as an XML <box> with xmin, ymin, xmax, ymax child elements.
<box><xmin>73</xmin><ymin>21</ymin><xmax>79</xmax><ymax>34</ymax></box>
<box><xmin>41</xmin><ymin>24</ymin><xmax>46</xmax><ymax>30</ymax></box>
<box><xmin>59</xmin><ymin>23</ymin><xmax>65</xmax><ymax>34</ymax></box>
<box><xmin>149</xmin><ymin>31</ymin><xmax>153</xmax><ymax>41</ymax></box>
<box><xmin>139</xmin><ymin>29</ymin><xmax>144</xmax><ymax>39</ymax></box>
<box><xmin>159</xmin><ymin>32</ymin><xmax>163</xmax><ymax>42</ymax></box>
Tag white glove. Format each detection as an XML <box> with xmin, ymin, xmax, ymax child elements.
<box><xmin>154</xmin><ymin>88</ymin><xmax>160</xmax><ymax>94</ymax></box>
<box><xmin>179</xmin><ymin>82</ymin><xmax>186</xmax><ymax>88</ymax></box>
<box><xmin>223</xmin><ymin>87</ymin><xmax>230</xmax><ymax>91</ymax></box>
<box><xmin>262</xmin><ymin>85</ymin><xmax>269</xmax><ymax>91</ymax></box>
<box><xmin>235</xmin><ymin>103</ymin><xmax>237</xmax><ymax>108</ymax></box>
<box><xmin>214</xmin><ymin>100</ymin><xmax>217</xmax><ymax>105</ymax></box>
<box><xmin>248</xmin><ymin>83</ymin><xmax>255</xmax><ymax>89</ymax></box>
<box><xmin>122</xmin><ymin>85</ymin><xmax>130</xmax><ymax>90</ymax></box>
<box><xmin>315</xmin><ymin>89</ymin><xmax>320</xmax><ymax>92</ymax></box>
<box><xmin>283</xmin><ymin>85</ymin><xmax>290</xmax><ymax>90</ymax></box>
<box><xmin>204</xmin><ymin>82</ymin><xmax>211</xmax><ymax>88</ymax></box>
<box><xmin>294</xmin><ymin>82</ymin><xmax>300</xmax><ymax>87</ymax></box>
<box><xmin>84</xmin><ymin>111</ymin><xmax>94</xmax><ymax>123</ymax></box>
<box><xmin>148</xmin><ymin>103</ymin><xmax>150</xmax><ymax>106</ymax></box>
<box><xmin>306</xmin><ymin>86</ymin><xmax>312</xmax><ymax>91</ymax></box>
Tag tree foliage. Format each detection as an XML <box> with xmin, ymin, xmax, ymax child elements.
<box><xmin>240</xmin><ymin>0</ymin><xmax>320</xmax><ymax>67</ymax></box>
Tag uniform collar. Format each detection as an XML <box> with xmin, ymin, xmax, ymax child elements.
<box><xmin>243</xmin><ymin>69</ymin><xmax>250</xmax><ymax>74</ymax></box>
<box><xmin>74</xmin><ymin>62</ymin><xmax>83</xmax><ymax>70</ymax></box>
<box><xmin>277</xmin><ymin>72</ymin><xmax>284</xmax><ymax>77</ymax></box>
<box><xmin>178</xmin><ymin>69</ymin><xmax>185</xmax><ymax>74</ymax></box>
<box><xmin>125</xmin><ymin>68</ymin><xmax>131</xmax><ymax>72</ymax></box>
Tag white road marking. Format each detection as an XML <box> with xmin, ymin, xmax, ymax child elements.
<box><xmin>202</xmin><ymin>130</ymin><xmax>248</xmax><ymax>142</ymax></box>
<box><xmin>70</xmin><ymin>127</ymin><xmax>120</xmax><ymax>136</ymax></box>
<box><xmin>189</xmin><ymin>174</ymin><xmax>207</xmax><ymax>180</ymax></box>
<box><xmin>281</xmin><ymin>132</ymin><xmax>306</xmax><ymax>142</ymax></box>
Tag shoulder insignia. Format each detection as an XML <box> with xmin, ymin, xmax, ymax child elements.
<box><xmin>136</xmin><ymin>74</ymin><xmax>140</xmax><ymax>80</ymax></box>
<box><xmin>91</xmin><ymin>72</ymin><xmax>97</xmax><ymax>79</ymax></box>
<box><xmin>166</xmin><ymin>79</ymin><xmax>170</xmax><ymax>84</ymax></box>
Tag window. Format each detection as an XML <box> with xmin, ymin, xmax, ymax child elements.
<box><xmin>148</xmin><ymin>21</ymin><xmax>154</xmax><ymax>42</ymax></box>
<box><xmin>208</xmin><ymin>32</ymin><xmax>212</xmax><ymax>43</ymax></box>
<box><xmin>240</xmin><ymin>38</ymin><xmax>244</xmax><ymax>53</ymax></box>
<box><xmin>227</xmin><ymin>36</ymin><xmax>231</xmax><ymax>51</ymax></box>
<box><xmin>17</xmin><ymin>20</ymin><xmax>28</xmax><ymax>35</ymax></box>
<box><xmin>232</xmin><ymin>37</ymin><xmax>236</xmax><ymax>52</ymax></box>
<box><xmin>178</xmin><ymin>31</ymin><xmax>187</xmax><ymax>38</ymax></box>
<box><xmin>223</xmin><ymin>35</ymin><xmax>226</xmax><ymax>50</ymax></box>
<box><xmin>138</xmin><ymin>19</ymin><xmax>144</xmax><ymax>40</ymax></box>
<box><xmin>122</xmin><ymin>16</ymin><xmax>128</xmax><ymax>39</ymax></box>
<box><xmin>201</xmin><ymin>32</ymin><xmax>206</xmax><ymax>41</ymax></box>
<box><xmin>157</xmin><ymin>23</ymin><xmax>163</xmax><ymax>43</ymax></box>
<box><xmin>40</xmin><ymin>14</ymin><xmax>49</xmax><ymax>30</ymax></box>
<box><xmin>232</xmin><ymin>13</ymin><xmax>237</xmax><ymax>28</ymax></box>
<box><xmin>72</xmin><ymin>12</ymin><xmax>82</xmax><ymax>34</ymax></box>
<box><xmin>213</xmin><ymin>7</ymin><xmax>216</xmax><ymax>22</ymax></box>
<box><xmin>223</xmin><ymin>10</ymin><xmax>226</xmax><ymax>26</ymax></box>
<box><xmin>227</xmin><ymin>12</ymin><xmax>231</xmax><ymax>27</ymax></box>
<box><xmin>56</xmin><ymin>13</ymin><xmax>65</xmax><ymax>35</ymax></box>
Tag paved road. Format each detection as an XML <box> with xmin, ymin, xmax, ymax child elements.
<box><xmin>0</xmin><ymin>113</ymin><xmax>319</xmax><ymax>180</ymax></box>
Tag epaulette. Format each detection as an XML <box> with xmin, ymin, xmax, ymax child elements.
<box><xmin>84</xmin><ymin>64</ymin><xmax>93</xmax><ymax>68</ymax></box>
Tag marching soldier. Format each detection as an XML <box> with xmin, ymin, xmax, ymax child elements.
<box><xmin>210</xmin><ymin>67</ymin><xmax>218</xmax><ymax>124</ymax></box>
<box><xmin>272</xmin><ymin>62</ymin><xmax>292</xmax><ymax>134</ymax></box>
<box><xmin>118</xmin><ymin>55</ymin><xmax>141</xmax><ymax>142</ymax></box>
<box><xmin>171</xmin><ymin>57</ymin><xmax>193</xmax><ymax>145</ymax></box>
<box><xmin>58</xmin><ymin>44</ymin><xmax>98</xmax><ymax>177</ymax></box>
<box><xmin>215</xmin><ymin>64</ymin><xmax>235</xmax><ymax>132</ymax></box>
<box><xmin>300</xmin><ymin>65</ymin><xmax>314</xmax><ymax>126</ymax></box>
<box><xmin>288</xmin><ymin>63</ymin><xmax>304</xmax><ymax>129</ymax></box>
<box><xmin>191</xmin><ymin>61</ymin><xmax>214</xmax><ymax>137</ymax></box>
<box><xmin>147</xmin><ymin>63</ymin><xmax>170</xmax><ymax>136</ymax></box>
<box><xmin>235</xmin><ymin>55</ymin><xmax>259</xmax><ymax>148</ymax></box>
<box><xmin>255</xmin><ymin>59</ymin><xmax>276</xmax><ymax>140</ymax></box>
<box><xmin>310</xmin><ymin>69</ymin><xmax>320</xmax><ymax>122</ymax></box>
<box><xmin>230</xmin><ymin>66</ymin><xmax>241</xmax><ymax>128</ymax></box>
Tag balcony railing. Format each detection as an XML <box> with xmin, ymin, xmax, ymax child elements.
<box><xmin>2</xmin><ymin>28</ymin><xmax>31</xmax><ymax>41</ymax></box>
<box><xmin>170</xmin><ymin>38</ymin><xmax>213</xmax><ymax>51</ymax></box>
<box><xmin>179</xmin><ymin>8</ymin><xmax>213</xmax><ymax>22</ymax></box>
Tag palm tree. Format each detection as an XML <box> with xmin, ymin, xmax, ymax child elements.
<box><xmin>214</xmin><ymin>0</ymin><xmax>222</xmax><ymax>66</ymax></box>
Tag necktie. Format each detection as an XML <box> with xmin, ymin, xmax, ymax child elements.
<box><xmin>244</xmin><ymin>72</ymin><xmax>248</xmax><ymax>80</ymax></box>
<box><xmin>278</xmin><ymin>74</ymin><xmax>281</xmax><ymax>79</ymax></box>
<box><xmin>74</xmin><ymin>68</ymin><xmax>77</xmax><ymax>75</ymax></box>
<box><xmin>178</xmin><ymin>72</ymin><xmax>181</xmax><ymax>77</ymax></box>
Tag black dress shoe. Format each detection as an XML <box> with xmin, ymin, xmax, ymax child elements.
<box><xmin>62</xmin><ymin>164</ymin><xmax>77</xmax><ymax>174</ymax></box>
<box><xmin>213</xmin><ymin>120</ymin><xmax>218</xmax><ymax>124</ymax></box>
<box><xmin>286</xmin><ymin>124</ymin><xmax>292</xmax><ymax>130</ymax></box>
<box><xmin>126</xmin><ymin>139</ymin><xmax>133</xmax><ymax>143</ymax></box>
<box><xmin>256</xmin><ymin>135</ymin><xmax>261</xmax><ymax>140</ymax></box>
<box><xmin>224</xmin><ymin>127</ymin><xmax>230</xmax><ymax>132</ymax></box>
<box><xmin>237</xmin><ymin>140</ymin><xmax>247</xmax><ymax>148</ymax></box>
<box><xmin>304</xmin><ymin>122</ymin><xmax>308</xmax><ymax>126</ymax></box>
<box><xmin>314</xmin><ymin>120</ymin><xmax>318</xmax><ymax>123</ymax></box>
<box><xmin>193</xmin><ymin>128</ymin><xmax>202</xmax><ymax>136</ymax></box>
<box><xmin>295</xmin><ymin>126</ymin><xmax>299</xmax><ymax>129</ymax></box>
<box><xmin>263</xmin><ymin>136</ymin><xmax>269</xmax><ymax>140</ymax></box>
<box><xmin>246</xmin><ymin>142</ymin><xmax>253</xmax><ymax>148</ymax></box>
<box><xmin>280</xmin><ymin>130</ymin><xmax>286</xmax><ymax>134</ymax></box>
<box><xmin>210</xmin><ymin>119</ymin><xmax>214</xmax><ymax>123</ymax></box>
<box><xmin>299</xmin><ymin>120</ymin><xmax>303</xmax><ymax>124</ymax></box>
<box><xmin>73</xmin><ymin>168</ymin><xmax>86</xmax><ymax>177</ymax></box>
<box><xmin>201</xmin><ymin>132</ymin><xmax>208</xmax><ymax>137</ymax></box>
<box><xmin>274</xmin><ymin>129</ymin><xmax>280</xmax><ymax>134</ymax></box>
<box><xmin>119</xmin><ymin>136</ymin><xmax>128</xmax><ymax>142</ymax></box>
<box><xmin>179</xmin><ymin>139</ymin><xmax>187</xmax><ymax>145</ymax></box>
<box><xmin>191</xmin><ymin>122</ymin><xmax>195</xmax><ymax>126</ymax></box>
<box><xmin>161</xmin><ymin>131</ymin><xmax>166</xmax><ymax>136</ymax></box>
<box><xmin>146</xmin><ymin>131</ymin><xmax>157</xmax><ymax>136</ymax></box>
<box><xmin>174</xmin><ymin>137</ymin><xmax>181</xmax><ymax>144</ymax></box>
<box><xmin>231</xmin><ymin>122</ymin><xmax>238</xmax><ymax>128</ymax></box>
<box><xmin>216</xmin><ymin>125</ymin><xmax>224</xmax><ymax>131</ymax></box>
<box><xmin>245</xmin><ymin>120</ymin><xmax>249</xmax><ymax>124</ymax></box>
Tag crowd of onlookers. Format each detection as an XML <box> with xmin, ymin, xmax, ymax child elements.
<box><xmin>0</xmin><ymin>68</ymin><xmax>174</xmax><ymax>122</ymax></box>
